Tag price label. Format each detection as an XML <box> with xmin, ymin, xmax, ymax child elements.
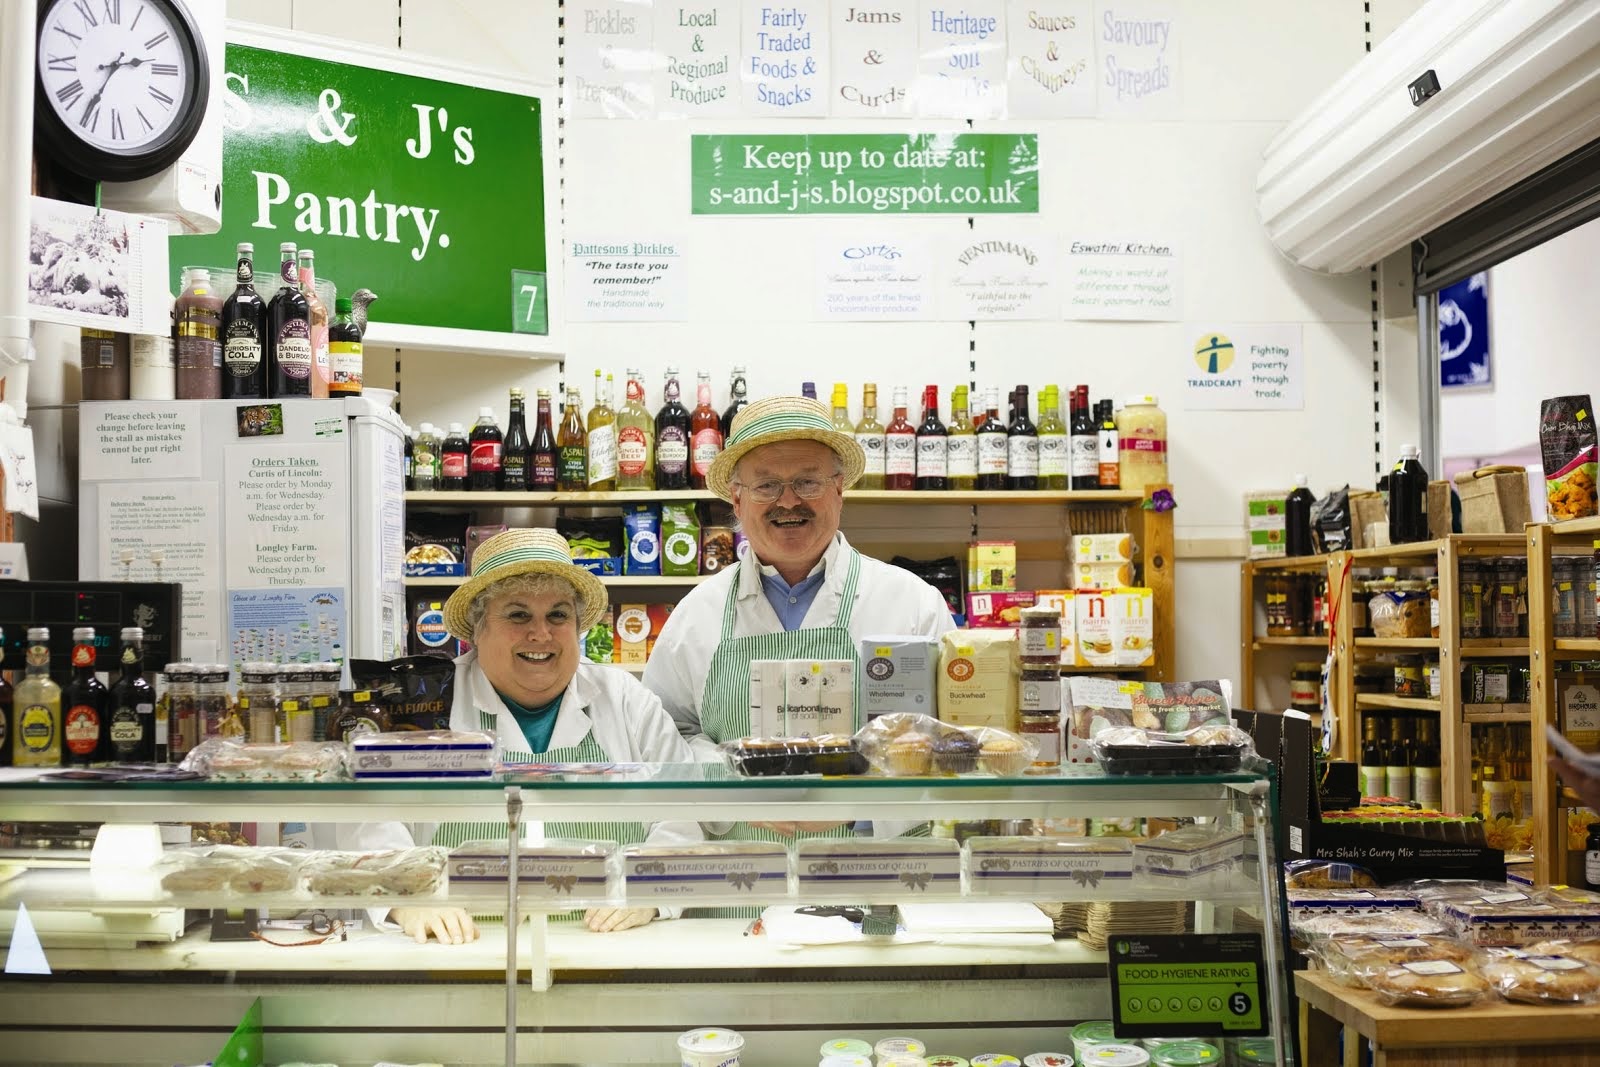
<box><xmin>1109</xmin><ymin>933</ymin><xmax>1271</xmax><ymax>1038</ymax></box>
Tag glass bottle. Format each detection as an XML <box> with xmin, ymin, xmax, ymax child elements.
<box><xmin>238</xmin><ymin>663</ymin><xmax>280</xmax><ymax>744</ymax></box>
<box><xmin>412</xmin><ymin>423</ymin><xmax>439</xmax><ymax>491</ymax></box>
<box><xmin>947</xmin><ymin>385</ymin><xmax>977</xmax><ymax>491</ymax></box>
<box><xmin>220</xmin><ymin>242</ymin><xmax>267</xmax><ymax>399</ymax></box>
<box><xmin>1069</xmin><ymin>385</ymin><xmax>1099</xmax><ymax>491</ymax></box>
<box><xmin>1097</xmin><ymin>400</ymin><xmax>1121</xmax><ymax>489</ymax></box>
<box><xmin>830</xmin><ymin>383</ymin><xmax>854</xmax><ymax>434</ymax></box>
<box><xmin>1117</xmin><ymin>395</ymin><xmax>1168</xmax><ymax>495</ymax></box>
<box><xmin>13</xmin><ymin>628</ymin><xmax>61</xmax><ymax>768</ymax></box>
<box><xmin>616</xmin><ymin>369</ymin><xmax>655</xmax><ymax>491</ymax></box>
<box><xmin>915</xmin><ymin>385</ymin><xmax>948</xmax><ymax>491</ymax></box>
<box><xmin>1359</xmin><ymin>713</ymin><xmax>1384</xmax><ymax>798</ymax></box>
<box><xmin>440</xmin><ymin>422</ymin><xmax>469</xmax><ymax>491</ymax></box>
<box><xmin>1384</xmin><ymin>714</ymin><xmax>1412</xmax><ymax>802</ymax></box>
<box><xmin>1388</xmin><ymin>444</ymin><xmax>1429</xmax><ymax>545</ymax></box>
<box><xmin>298</xmin><ymin>249</ymin><xmax>330</xmax><ymax>399</ymax></box>
<box><xmin>557</xmin><ymin>387</ymin><xmax>588</xmax><ymax>492</ymax></box>
<box><xmin>0</xmin><ymin>628</ymin><xmax>11</xmax><ymax>767</ymax></box>
<box><xmin>587</xmin><ymin>370</ymin><xmax>618</xmax><ymax>491</ymax></box>
<box><xmin>1007</xmin><ymin>384</ymin><xmax>1039</xmax><ymax>490</ymax></box>
<box><xmin>1413</xmin><ymin>715</ymin><xmax>1441</xmax><ymax>810</ymax></box>
<box><xmin>801</xmin><ymin>381</ymin><xmax>817</xmax><ymax>400</ymax></box>
<box><xmin>854</xmin><ymin>383</ymin><xmax>886</xmax><ymax>490</ymax></box>
<box><xmin>1509</xmin><ymin>725</ymin><xmax>1533</xmax><ymax>822</ymax></box>
<box><xmin>655</xmin><ymin>367</ymin><xmax>691</xmax><ymax>490</ymax></box>
<box><xmin>267</xmin><ymin>242</ymin><xmax>312</xmax><ymax>397</ymax></box>
<box><xmin>469</xmin><ymin>406</ymin><xmax>504</xmax><ymax>491</ymax></box>
<box><xmin>884</xmin><ymin>385</ymin><xmax>917</xmax><ymax>491</ymax></box>
<box><xmin>977</xmin><ymin>387</ymin><xmax>1008</xmax><ymax>491</ymax></box>
<box><xmin>62</xmin><ymin>627</ymin><xmax>107</xmax><ymax>767</ymax></box>
<box><xmin>533</xmin><ymin>389</ymin><xmax>560</xmax><ymax>491</ymax></box>
<box><xmin>690</xmin><ymin>371</ymin><xmax>724</xmax><ymax>490</ymax></box>
<box><xmin>1480</xmin><ymin>726</ymin><xmax>1513</xmax><ymax>821</ymax></box>
<box><xmin>721</xmin><ymin>365</ymin><xmax>749</xmax><ymax>438</ymax></box>
<box><xmin>1037</xmin><ymin>385</ymin><xmax>1069</xmax><ymax>490</ymax></box>
<box><xmin>328</xmin><ymin>296</ymin><xmax>363</xmax><ymax>397</ymax></box>
<box><xmin>175</xmin><ymin>266</ymin><xmax>223</xmax><ymax>399</ymax></box>
<box><xmin>107</xmin><ymin>627</ymin><xmax>155</xmax><ymax>764</ymax></box>
<box><xmin>501</xmin><ymin>389</ymin><xmax>530</xmax><ymax>492</ymax></box>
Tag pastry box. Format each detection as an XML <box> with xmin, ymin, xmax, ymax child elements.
<box><xmin>721</xmin><ymin>736</ymin><xmax>867</xmax><ymax>777</ymax></box>
<box><xmin>623</xmin><ymin>842</ymin><xmax>793</xmax><ymax>901</ymax></box>
<box><xmin>797</xmin><ymin>839</ymin><xmax>961</xmax><ymax>898</ymax></box>
<box><xmin>1439</xmin><ymin>900</ymin><xmax>1600</xmax><ymax>946</ymax></box>
<box><xmin>1133</xmin><ymin>827</ymin><xmax>1247</xmax><ymax>881</ymax></box>
<box><xmin>448</xmin><ymin>838</ymin><xmax>617</xmax><ymax>901</ymax></box>
<box><xmin>965</xmin><ymin>836</ymin><xmax>1132</xmax><ymax>895</ymax></box>
<box><xmin>348</xmin><ymin>730</ymin><xmax>496</xmax><ymax>779</ymax></box>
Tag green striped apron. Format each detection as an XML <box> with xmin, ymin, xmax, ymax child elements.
<box><xmin>427</xmin><ymin>704</ymin><xmax>646</xmax><ymax>921</ymax></box>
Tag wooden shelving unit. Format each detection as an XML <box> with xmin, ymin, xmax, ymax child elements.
<box><xmin>1355</xmin><ymin>693</ymin><xmax>1442</xmax><ymax>712</ymax></box>
<box><xmin>1239</xmin><ymin>552</ymin><xmax>1334</xmax><ymax>723</ymax></box>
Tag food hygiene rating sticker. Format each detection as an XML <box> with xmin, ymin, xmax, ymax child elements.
<box><xmin>1108</xmin><ymin>933</ymin><xmax>1269</xmax><ymax>1038</ymax></box>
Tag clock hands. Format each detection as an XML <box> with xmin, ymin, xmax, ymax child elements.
<box><xmin>95</xmin><ymin>51</ymin><xmax>127</xmax><ymax>72</ymax></box>
<box><xmin>81</xmin><ymin>52</ymin><xmax>127</xmax><ymax>125</ymax></box>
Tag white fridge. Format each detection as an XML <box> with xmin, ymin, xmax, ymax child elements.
<box><xmin>78</xmin><ymin>397</ymin><xmax>407</xmax><ymax>669</ymax></box>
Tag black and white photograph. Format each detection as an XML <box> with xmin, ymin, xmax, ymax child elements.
<box><xmin>26</xmin><ymin>196</ymin><xmax>165</xmax><ymax>334</ymax></box>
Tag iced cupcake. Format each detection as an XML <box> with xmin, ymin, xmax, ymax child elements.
<box><xmin>980</xmin><ymin>736</ymin><xmax>1029</xmax><ymax>776</ymax></box>
<box><xmin>933</xmin><ymin>729</ymin><xmax>980</xmax><ymax>774</ymax></box>
<box><xmin>886</xmin><ymin>734</ymin><xmax>933</xmax><ymax>775</ymax></box>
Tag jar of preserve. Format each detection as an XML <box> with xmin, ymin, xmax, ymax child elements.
<box><xmin>199</xmin><ymin>664</ymin><xmax>240</xmax><ymax>739</ymax></box>
<box><xmin>1491</xmin><ymin>560</ymin><xmax>1522</xmax><ymax>639</ymax></box>
<box><xmin>1426</xmin><ymin>575</ymin><xmax>1440</xmax><ymax>638</ymax></box>
<box><xmin>1019</xmin><ymin>666</ymin><xmax>1062</xmax><ymax>717</ymax></box>
<box><xmin>1458</xmin><ymin>560</ymin><xmax>1487</xmax><ymax>639</ymax></box>
<box><xmin>1020</xmin><ymin>711</ymin><xmax>1061</xmax><ymax>771</ymax></box>
<box><xmin>1426</xmin><ymin>659</ymin><xmax>1442</xmax><ymax>699</ymax></box>
<box><xmin>238</xmin><ymin>662</ymin><xmax>279</xmax><ymax>743</ymax></box>
<box><xmin>1354</xmin><ymin>662</ymin><xmax>1389</xmax><ymax>694</ymax></box>
<box><xmin>1585</xmin><ymin>540</ymin><xmax>1600</xmax><ymax>638</ymax></box>
<box><xmin>1394</xmin><ymin>656</ymin><xmax>1425</xmax><ymax>698</ymax></box>
<box><xmin>164</xmin><ymin>664</ymin><xmax>198</xmax><ymax>760</ymax></box>
<box><xmin>1288</xmin><ymin>573</ymin><xmax>1316</xmax><ymax>636</ymax></box>
<box><xmin>1349</xmin><ymin>579</ymin><xmax>1370</xmax><ymax>637</ymax></box>
<box><xmin>1018</xmin><ymin>605</ymin><xmax>1062</xmax><ymax>664</ymax></box>
<box><xmin>1290</xmin><ymin>662</ymin><xmax>1322</xmax><ymax>714</ymax></box>
<box><xmin>1265</xmin><ymin>573</ymin><xmax>1293</xmax><ymax>636</ymax></box>
<box><xmin>1554</xmin><ymin>556</ymin><xmax>1581</xmax><ymax>639</ymax></box>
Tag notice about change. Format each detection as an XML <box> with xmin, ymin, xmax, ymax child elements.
<box><xmin>690</xmin><ymin>132</ymin><xmax>1039</xmax><ymax>215</ymax></box>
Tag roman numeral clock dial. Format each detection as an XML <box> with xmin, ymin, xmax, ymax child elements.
<box><xmin>33</xmin><ymin>0</ymin><xmax>209</xmax><ymax>182</ymax></box>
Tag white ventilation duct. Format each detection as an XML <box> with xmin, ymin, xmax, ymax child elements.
<box><xmin>1257</xmin><ymin>0</ymin><xmax>1600</xmax><ymax>275</ymax></box>
<box><xmin>0</xmin><ymin>0</ymin><xmax>37</xmax><ymax>376</ymax></box>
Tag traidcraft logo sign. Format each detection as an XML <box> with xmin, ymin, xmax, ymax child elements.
<box><xmin>1181</xmin><ymin>325</ymin><xmax>1305</xmax><ymax>412</ymax></box>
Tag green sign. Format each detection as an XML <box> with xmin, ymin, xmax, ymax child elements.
<box><xmin>212</xmin><ymin>997</ymin><xmax>264</xmax><ymax>1067</ymax></box>
<box><xmin>1109</xmin><ymin>934</ymin><xmax>1270</xmax><ymax>1038</ymax></box>
<box><xmin>690</xmin><ymin>134</ymin><xmax>1039</xmax><ymax>215</ymax></box>
<box><xmin>170</xmin><ymin>35</ymin><xmax>553</xmax><ymax>343</ymax></box>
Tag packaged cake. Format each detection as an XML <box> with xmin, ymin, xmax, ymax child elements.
<box><xmin>967</xmin><ymin>836</ymin><xmax>1133</xmax><ymax>895</ymax></box>
<box><xmin>797</xmin><ymin>839</ymin><xmax>961</xmax><ymax>899</ymax></box>
<box><xmin>623</xmin><ymin>842</ymin><xmax>793</xmax><ymax>902</ymax></box>
<box><xmin>448</xmin><ymin>838</ymin><xmax>617</xmax><ymax>901</ymax></box>
<box><xmin>347</xmin><ymin>730</ymin><xmax>495</xmax><ymax>779</ymax></box>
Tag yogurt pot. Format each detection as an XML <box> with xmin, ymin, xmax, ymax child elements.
<box><xmin>926</xmin><ymin>1057</ymin><xmax>971</xmax><ymax>1067</ymax></box>
<box><xmin>678</xmin><ymin>1026</ymin><xmax>744</xmax><ymax>1067</ymax></box>
<box><xmin>1070</xmin><ymin>1022</ymin><xmax>1118</xmax><ymax>1059</ymax></box>
<box><xmin>879</xmin><ymin>1058</ymin><xmax>929</xmax><ymax>1067</ymax></box>
<box><xmin>1024</xmin><ymin>1056</ymin><xmax>1075</xmax><ymax>1067</ymax></box>
<box><xmin>971</xmin><ymin>1057</ymin><xmax>1022</xmax><ymax>1067</ymax></box>
<box><xmin>877</xmin><ymin>1037</ymin><xmax>929</xmax><ymax>1059</ymax></box>
<box><xmin>1082</xmin><ymin>1046</ymin><xmax>1150</xmax><ymax>1067</ymax></box>
<box><xmin>820</xmin><ymin>1039</ymin><xmax>874</xmax><ymax>1059</ymax></box>
<box><xmin>1232</xmin><ymin>1038</ymin><xmax>1278</xmax><ymax>1064</ymax></box>
<box><xmin>819</xmin><ymin>1057</ymin><xmax>872</xmax><ymax>1067</ymax></box>
<box><xmin>1148</xmin><ymin>1041</ymin><xmax>1221</xmax><ymax>1066</ymax></box>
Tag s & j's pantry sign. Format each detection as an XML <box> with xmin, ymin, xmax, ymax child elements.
<box><xmin>170</xmin><ymin>27</ymin><xmax>561</xmax><ymax>355</ymax></box>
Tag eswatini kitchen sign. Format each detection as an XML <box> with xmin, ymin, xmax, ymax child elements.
<box><xmin>170</xmin><ymin>25</ymin><xmax>561</xmax><ymax>356</ymax></box>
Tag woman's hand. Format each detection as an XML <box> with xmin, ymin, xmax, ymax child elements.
<box><xmin>390</xmin><ymin>907</ymin><xmax>480</xmax><ymax>945</ymax></box>
<box><xmin>1550</xmin><ymin>754</ymin><xmax>1600</xmax><ymax>814</ymax></box>
<box><xmin>584</xmin><ymin>907</ymin><xmax>657</xmax><ymax>932</ymax></box>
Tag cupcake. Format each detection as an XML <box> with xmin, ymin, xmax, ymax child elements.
<box><xmin>886</xmin><ymin>734</ymin><xmax>933</xmax><ymax>776</ymax></box>
<box><xmin>933</xmin><ymin>730</ymin><xmax>980</xmax><ymax>774</ymax></box>
<box><xmin>980</xmin><ymin>736</ymin><xmax>1029</xmax><ymax>776</ymax></box>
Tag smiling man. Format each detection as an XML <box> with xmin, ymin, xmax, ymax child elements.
<box><xmin>644</xmin><ymin>396</ymin><xmax>956</xmax><ymax>802</ymax></box>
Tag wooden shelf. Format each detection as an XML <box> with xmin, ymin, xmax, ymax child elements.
<box><xmin>1459</xmin><ymin>639</ymin><xmax>1531</xmax><ymax>658</ymax></box>
<box><xmin>1555</xmin><ymin>638</ymin><xmax>1600</xmax><ymax>654</ymax></box>
<box><xmin>1348</xmin><ymin>541</ymin><xmax>1445</xmax><ymax>563</ymax></box>
<box><xmin>405</xmin><ymin>575</ymin><xmax>710</xmax><ymax>588</ymax></box>
<box><xmin>1355</xmin><ymin>693</ymin><xmax>1441</xmax><ymax>712</ymax></box>
<box><xmin>1253</xmin><ymin>636</ymin><xmax>1328</xmax><ymax>648</ymax></box>
<box><xmin>1354</xmin><ymin>637</ymin><xmax>1440</xmax><ymax>651</ymax></box>
<box><xmin>405</xmin><ymin>489</ymin><xmax>1142</xmax><ymax>506</ymax></box>
<box><xmin>1546</xmin><ymin>515</ymin><xmax>1600</xmax><ymax>541</ymax></box>
<box><xmin>1247</xmin><ymin>554</ymin><xmax>1332</xmax><ymax>572</ymax></box>
<box><xmin>1463</xmin><ymin>703</ymin><xmax>1532</xmax><ymax>722</ymax></box>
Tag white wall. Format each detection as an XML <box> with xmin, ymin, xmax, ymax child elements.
<box><xmin>1440</xmin><ymin>218</ymin><xmax>1600</xmax><ymax>465</ymax></box>
<box><xmin>215</xmin><ymin>0</ymin><xmax>1424</xmax><ymax>699</ymax></box>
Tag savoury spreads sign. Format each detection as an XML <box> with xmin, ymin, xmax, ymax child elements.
<box><xmin>169</xmin><ymin>32</ymin><xmax>556</xmax><ymax>345</ymax></box>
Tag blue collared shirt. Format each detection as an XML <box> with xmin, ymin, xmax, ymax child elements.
<box><xmin>759</xmin><ymin>566</ymin><xmax>829</xmax><ymax>631</ymax></box>
<box><xmin>497</xmin><ymin>689</ymin><xmax>566</xmax><ymax>754</ymax></box>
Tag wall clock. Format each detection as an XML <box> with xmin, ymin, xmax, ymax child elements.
<box><xmin>34</xmin><ymin>0</ymin><xmax>210</xmax><ymax>182</ymax></box>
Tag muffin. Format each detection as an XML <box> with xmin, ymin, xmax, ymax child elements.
<box><xmin>980</xmin><ymin>736</ymin><xmax>1029</xmax><ymax>776</ymax></box>
<box><xmin>933</xmin><ymin>730</ymin><xmax>980</xmax><ymax>774</ymax></box>
<box><xmin>886</xmin><ymin>734</ymin><xmax>933</xmax><ymax>776</ymax></box>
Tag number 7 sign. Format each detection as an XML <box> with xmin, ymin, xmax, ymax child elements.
<box><xmin>511</xmin><ymin>270</ymin><xmax>548</xmax><ymax>335</ymax></box>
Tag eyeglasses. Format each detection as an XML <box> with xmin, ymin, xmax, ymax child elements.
<box><xmin>732</xmin><ymin>475</ymin><xmax>841</xmax><ymax>503</ymax></box>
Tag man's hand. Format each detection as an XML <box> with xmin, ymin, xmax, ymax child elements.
<box><xmin>584</xmin><ymin>907</ymin><xmax>657</xmax><ymax>933</ymax></box>
<box><xmin>1550</xmin><ymin>754</ymin><xmax>1600</xmax><ymax>814</ymax></box>
<box><xmin>750</xmin><ymin>821</ymin><xmax>847</xmax><ymax>837</ymax></box>
<box><xmin>389</xmin><ymin>906</ymin><xmax>479</xmax><ymax>945</ymax></box>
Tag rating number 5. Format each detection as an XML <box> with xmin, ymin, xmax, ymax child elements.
<box><xmin>1229</xmin><ymin>992</ymin><xmax>1252</xmax><ymax>1016</ymax></box>
<box><xmin>521</xmin><ymin>284</ymin><xmax>540</xmax><ymax>322</ymax></box>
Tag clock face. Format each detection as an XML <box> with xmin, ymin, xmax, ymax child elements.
<box><xmin>37</xmin><ymin>0</ymin><xmax>193</xmax><ymax>156</ymax></box>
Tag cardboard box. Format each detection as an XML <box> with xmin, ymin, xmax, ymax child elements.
<box><xmin>1067</xmin><ymin>533</ymin><xmax>1133</xmax><ymax>564</ymax></box>
<box><xmin>966</xmin><ymin>836</ymin><xmax>1134</xmax><ymax>896</ymax></box>
<box><xmin>1034</xmin><ymin>590</ymin><xmax>1077</xmax><ymax>664</ymax></box>
<box><xmin>1455</xmin><ymin>466</ymin><xmax>1533</xmax><ymax>533</ymax></box>
<box><xmin>1426</xmin><ymin>480</ymin><xmax>1452</xmax><ymax>540</ymax></box>
<box><xmin>1069</xmin><ymin>560</ymin><xmax>1136</xmax><ymax>590</ymax></box>
<box><xmin>646</xmin><ymin>604</ymin><xmax>672</xmax><ymax>657</ymax></box>
<box><xmin>965</xmin><ymin>590</ymin><xmax>1037</xmax><ymax>628</ymax></box>
<box><xmin>1074</xmin><ymin>590</ymin><xmax>1116</xmax><ymax>667</ymax></box>
<box><xmin>749</xmin><ymin>659</ymin><xmax>855</xmax><ymax>736</ymax></box>
<box><xmin>1112</xmin><ymin>587</ymin><xmax>1155</xmax><ymax>667</ymax></box>
<box><xmin>860</xmin><ymin>635</ymin><xmax>940</xmax><ymax>719</ymax></box>
<box><xmin>1244</xmin><ymin>491</ymin><xmax>1287</xmax><ymax>560</ymax></box>
<box><xmin>797</xmin><ymin>839</ymin><xmax>961</xmax><ymax>899</ymax></box>
<box><xmin>616</xmin><ymin>604</ymin><xmax>650</xmax><ymax>665</ymax></box>
<box><xmin>624</xmin><ymin>842</ymin><xmax>792</xmax><ymax>901</ymax></box>
<box><xmin>967</xmin><ymin>541</ymin><xmax>1017</xmax><ymax>592</ymax></box>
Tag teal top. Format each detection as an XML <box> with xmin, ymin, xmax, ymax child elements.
<box><xmin>497</xmin><ymin>688</ymin><xmax>565</xmax><ymax>753</ymax></box>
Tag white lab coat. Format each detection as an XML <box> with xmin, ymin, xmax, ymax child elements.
<box><xmin>644</xmin><ymin>531</ymin><xmax>957</xmax><ymax>760</ymax></box>
<box><xmin>334</xmin><ymin>654</ymin><xmax>702</xmax><ymax>922</ymax></box>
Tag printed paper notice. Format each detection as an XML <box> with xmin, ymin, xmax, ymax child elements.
<box><xmin>98</xmin><ymin>482</ymin><xmax>223</xmax><ymax>650</ymax></box>
<box><xmin>1095</xmin><ymin>0</ymin><xmax>1179</xmax><ymax>118</ymax></box>
<box><xmin>228</xmin><ymin>587</ymin><xmax>346</xmax><ymax>670</ymax></box>
<box><xmin>568</xmin><ymin>0</ymin><xmax>656</xmax><ymax>118</ymax></box>
<box><xmin>914</xmin><ymin>0</ymin><xmax>1007</xmax><ymax>118</ymax></box>
<box><xmin>80</xmin><ymin>405</ymin><xmax>203</xmax><ymax>482</ymax></box>
<box><xmin>940</xmin><ymin>226</ymin><xmax>1058</xmax><ymax>320</ymax></box>
<box><xmin>1006</xmin><ymin>0</ymin><xmax>1096</xmax><ymax>117</ymax></box>
<box><xmin>829</xmin><ymin>0</ymin><xmax>917</xmax><ymax>116</ymax></box>
<box><xmin>0</xmin><ymin>422</ymin><xmax>38</xmax><ymax>521</ymax></box>
<box><xmin>743</xmin><ymin>0</ymin><xmax>829</xmax><ymax>117</ymax></box>
<box><xmin>224</xmin><ymin>443</ymin><xmax>349</xmax><ymax>588</ymax></box>
<box><xmin>567</xmin><ymin>235</ymin><xmax>687</xmax><ymax>321</ymax></box>
<box><xmin>27</xmin><ymin>197</ymin><xmax>169</xmax><ymax>335</ymax></box>
<box><xmin>814</xmin><ymin>233</ymin><xmax>933</xmax><ymax>320</ymax></box>
<box><xmin>1063</xmin><ymin>236</ymin><xmax>1181</xmax><ymax>320</ymax></box>
<box><xmin>656</xmin><ymin>3</ymin><xmax>740</xmax><ymax>117</ymax></box>
<box><xmin>1183</xmin><ymin>325</ymin><xmax>1303</xmax><ymax>411</ymax></box>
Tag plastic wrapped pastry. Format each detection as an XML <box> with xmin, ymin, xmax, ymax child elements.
<box><xmin>301</xmin><ymin>848</ymin><xmax>447</xmax><ymax>897</ymax></box>
<box><xmin>1366</xmin><ymin>959</ymin><xmax>1489</xmax><ymax>1007</ymax></box>
<box><xmin>180</xmin><ymin>738</ymin><xmax>348</xmax><ymax>782</ymax></box>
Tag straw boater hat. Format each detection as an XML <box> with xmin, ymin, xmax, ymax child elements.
<box><xmin>442</xmin><ymin>528</ymin><xmax>610</xmax><ymax>640</ymax></box>
<box><xmin>706</xmin><ymin>395</ymin><xmax>866</xmax><ymax>501</ymax></box>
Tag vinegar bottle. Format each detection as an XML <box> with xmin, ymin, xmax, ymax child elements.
<box><xmin>690</xmin><ymin>372</ymin><xmax>724</xmax><ymax>490</ymax></box>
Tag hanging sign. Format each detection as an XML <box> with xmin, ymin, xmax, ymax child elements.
<box><xmin>168</xmin><ymin>26</ymin><xmax>561</xmax><ymax>356</ymax></box>
<box><xmin>1109</xmin><ymin>933</ymin><xmax>1271</xmax><ymax>1039</ymax></box>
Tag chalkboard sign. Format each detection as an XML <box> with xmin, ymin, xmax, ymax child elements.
<box><xmin>170</xmin><ymin>26</ymin><xmax>561</xmax><ymax>357</ymax></box>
